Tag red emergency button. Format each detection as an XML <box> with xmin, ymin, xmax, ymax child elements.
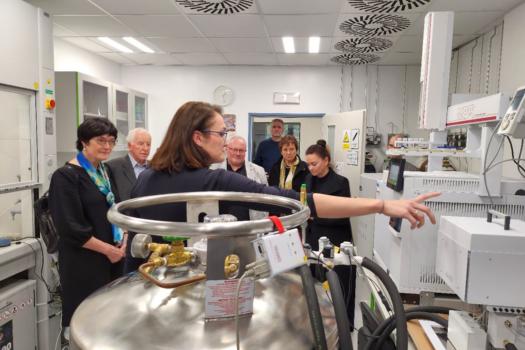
<box><xmin>45</xmin><ymin>99</ymin><xmax>56</xmax><ymax>110</ymax></box>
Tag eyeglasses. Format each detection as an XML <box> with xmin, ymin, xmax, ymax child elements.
<box><xmin>202</xmin><ymin>129</ymin><xmax>228</xmax><ymax>140</ymax></box>
<box><xmin>93</xmin><ymin>137</ymin><xmax>117</xmax><ymax>147</ymax></box>
<box><xmin>228</xmin><ymin>147</ymin><xmax>246</xmax><ymax>154</ymax></box>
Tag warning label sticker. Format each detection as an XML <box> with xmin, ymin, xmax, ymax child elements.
<box><xmin>205</xmin><ymin>278</ymin><xmax>255</xmax><ymax>319</ymax></box>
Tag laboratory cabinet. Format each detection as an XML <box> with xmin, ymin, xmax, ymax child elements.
<box><xmin>55</xmin><ymin>72</ymin><xmax>148</xmax><ymax>164</ymax></box>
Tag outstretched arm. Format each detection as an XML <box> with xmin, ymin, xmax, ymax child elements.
<box><xmin>313</xmin><ymin>192</ymin><xmax>440</xmax><ymax>229</ymax></box>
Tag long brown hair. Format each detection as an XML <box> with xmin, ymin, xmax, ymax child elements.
<box><xmin>150</xmin><ymin>101</ymin><xmax>223</xmax><ymax>173</ymax></box>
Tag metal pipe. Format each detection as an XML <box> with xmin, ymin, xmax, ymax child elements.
<box><xmin>108</xmin><ymin>191</ymin><xmax>310</xmax><ymax>238</ymax></box>
<box><xmin>138</xmin><ymin>261</ymin><xmax>206</xmax><ymax>289</ymax></box>
<box><xmin>468</xmin><ymin>39</ymin><xmax>479</xmax><ymax>93</ymax></box>
<box><xmin>485</xmin><ymin>27</ymin><xmax>497</xmax><ymax>94</ymax></box>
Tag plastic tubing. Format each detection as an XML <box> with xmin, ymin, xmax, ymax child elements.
<box><xmin>326</xmin><ymin>269</ymin><xmax>353</xmax><ymax>350</ymax></box>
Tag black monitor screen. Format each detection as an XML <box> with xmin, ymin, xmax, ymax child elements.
<box><xmin>387</xmin><ymin>158</ymin><xmax>405</xmax><ymax>192</ymax></box>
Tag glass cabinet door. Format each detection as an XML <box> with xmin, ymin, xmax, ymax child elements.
<box><xmin>134</xmin><ymin>95</ymin><xmax>146</xmax><ymax>129</ymax></box>
<box><xmin>115</xmin><ymin>89</ymin><xmax>129</xmax><ymax>147</ymax></box>
<box><xmin>82</xmin><ymin>80</ymin><xmax>109</xmax><ymax>120</ymax></box>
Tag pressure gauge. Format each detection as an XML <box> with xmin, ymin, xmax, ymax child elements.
<box><xmin>213</xmin><ymin>85</ymin><xmax>234</xmax><ymax>106</ymax></box>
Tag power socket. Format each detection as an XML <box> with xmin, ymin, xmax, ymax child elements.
<box><xmin>252</xmin><ymin>228</ymin><xmax>306</xmax><ymax>277</ymax></box>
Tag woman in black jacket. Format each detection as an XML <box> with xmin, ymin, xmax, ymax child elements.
<box><xmin>268</xmin><ymin>135</ymin><xmax>309</xmax><ymax>192</ymax></box>
<box><xmin>49</xmin><ymin>118</ymin><xmax>126</xmax><ymax>335</ymax></box>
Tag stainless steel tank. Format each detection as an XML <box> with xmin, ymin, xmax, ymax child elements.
<box><xmin>69</xmin><ymin>192</ymin><xmax>339</xmax><ymax>349</ymax></box>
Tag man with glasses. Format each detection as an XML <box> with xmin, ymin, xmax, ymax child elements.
<box><xmin>106</xmin><ymin>128</ymin><xmax>152</xmax><ymax>202</ymax></box>
<box><xmin>254</xmin><ymin>118</ymin><xmax>284</xmax><ymax>174</ymax></box>
<box><xmin>211</xmin><ymin>135</ymin><xmax>268</xmax><ymax>219</ymax></box>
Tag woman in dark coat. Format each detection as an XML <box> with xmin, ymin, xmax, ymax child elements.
<box><xmin>268</xmin><ymin>135</ymin><xmax>309</xmax><ymax>192</ymax></box>
<box><xmin>49</xmin><ymin>117</ymin><xmax>127</xmax><ymax>333</ymax></box>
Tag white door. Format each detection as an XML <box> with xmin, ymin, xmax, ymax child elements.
<box><xmin>322</xmin><ymin>110</ymin><xmax>367</xmax><ymax>198</ymax></box>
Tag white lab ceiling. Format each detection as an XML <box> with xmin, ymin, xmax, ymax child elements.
<box><xmin>25</xmin><ymin>0</ymin><xmax>525</xmax><ymax>66</ymax></box>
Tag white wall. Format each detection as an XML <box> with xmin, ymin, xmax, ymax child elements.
<box><xmin>54</xmin><ymin>38</ymin><xmax>122</xmax><ymax>83</ymax></box>
<box><xmin>121</xmin><ymin>64</ymin><xmax>420</xmax><ymax>172</ymax></box>
<box><xmin>121</xmin><ymin>65</ymin><xmax>342</xmax><ymax>152</ymax></box>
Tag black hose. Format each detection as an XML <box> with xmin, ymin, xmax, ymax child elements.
<box><xmin>504</xmin><ymin>342</ymin><xmax>518</xmax><ymax>350</ymax></box>
<box><xmin>370</xmin><ymin>305</ymin><xmax>454</xmax><ymax>345</ymax></box>
<box><xmin>361</xmin><ymin>257</ymin><xmax>408</xmax><ymax>350</ymax></box>
<box><xmin>297</xmin><ymin>264</ymin><xmax>328</xmax><ymax>350</ymax></box>
<box><xmin>374</xmin><ymin>311</ymin><xmax>448</xmax><ymax>350</ymax></box>
<box><xmin>326</xmin><ymin>269</ymin><xmax>353</xmax><ymax>350</ymax></box>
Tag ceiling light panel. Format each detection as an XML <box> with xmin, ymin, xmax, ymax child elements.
<box><xmin>282</xmin><ymin>37</ymin><xmax>295</xmax><ymax>53</ymax></box>
<box><xmin>98</xmin><ymin>37</ymin><xmax>133</xmax><ymax>53</ymax></box>
<box><xmin>309</xmin><ymin>37</ymin><xmax>320</xmax><ymax>53</ymax></box>
<box><xmin>123</xmin><ymin>37</ymin><xmax>155</xmax><ymax>53</ymax></box>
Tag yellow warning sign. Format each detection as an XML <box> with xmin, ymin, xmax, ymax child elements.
<box><xmin>343</xmin><ymin>131</ymin><xmax>350</xmax><ymax>143</ymax></box>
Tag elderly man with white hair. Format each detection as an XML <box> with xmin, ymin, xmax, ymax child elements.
<box><xmin>211</xmin><ymin>135</ymin><xmax>268</xmax><ymax>220</ymax></box>
<box><xmin>106</xmin><ymin>128</ymin><xmax>152</xmax><ymax>202</ymax></box>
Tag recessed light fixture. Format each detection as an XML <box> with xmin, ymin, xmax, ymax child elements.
<box><xmin>282</xmin><ymin>37</ymin><xmax>295</xmax><ymax>54</ymax></box>
<box><xmin>123</xmin><ymin>37</ymin><xmax>155</xmax><ymax>54</ymax></box>
<box><xmin>309</xmin><ymin>36</ymin><xmax>320</xmax><ymax>54</ymax></box>
<box><xmin>97</xmin><ymin>37</ymin><xmax>133</xmax><ymax>53</ymax></box>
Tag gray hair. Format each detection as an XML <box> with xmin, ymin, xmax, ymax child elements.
<box><xmin>126</xmin><ymin>128</ymin><xmax>150</xmax><ymax>143</ymax></box>
<box><xmin>227</xmin><ymin>135</ymin><xmax>246</xmax><ymax>145</ymax></box>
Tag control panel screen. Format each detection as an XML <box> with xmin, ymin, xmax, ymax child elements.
<box><xmin>387</xmin><ymin>158</ymin><xmax>406</xmax><ymax>192</ymax></box>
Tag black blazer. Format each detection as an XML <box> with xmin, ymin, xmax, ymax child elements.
<box><xmin>105</xmin><ymin>155</ymin><xmax>136</xmax><ymax>202</ymax></box>
<box><xmin>268</xmin><ymin>157</ymin><xmax>310</xmax><ymax>192</ymax></box>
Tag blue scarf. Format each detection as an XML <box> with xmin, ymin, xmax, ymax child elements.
<box><xmin>77</xmin><ymin>152</ymin><xmax>123</xmax><ymax>243</ymax></box>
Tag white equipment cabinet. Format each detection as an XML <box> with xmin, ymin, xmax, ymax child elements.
<box><xmin>55</xmin><ymin>72</ymin><xmax>149</xmax><ymax>164</ymax></box>
<box><xmin>373</xmin><ymin>171</ymin><xmax>525</xmax><ymax>294</ymax></box>
<box><xmin>436</xmin><ymin>216</ymin><xmax>525</xmax><ymax>307</ymax></box>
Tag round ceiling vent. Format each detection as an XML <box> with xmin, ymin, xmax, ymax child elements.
<box><xmin>331</xmin><ymin>53</ymin><xmax>380</xmax><ymax>65</ymax></box>
<box><xmin>347</xmin><ymin>0</ymin><xmax>431</xmax><ymax>13</ymax></box>
<box><xmin>340</xmin><ymin>14</ymin><xmax>410</xmax><ymax>36</ymax></box>
<box><xmin>174</xmin><ymin>0</ymin><xmax>254</xmax><ymax>14</ymax></box>
<box><xmin>335</xmin><ymin>37</ymin><xmax>393</xmax><ymax>53</ymax></box>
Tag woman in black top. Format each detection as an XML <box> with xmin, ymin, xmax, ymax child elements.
<box><xmin>268</xmin><ymin>135</ymin><xmax>309</xmax><ymax>192</ymax></box>
<box><xmin>305</xmin><ymin>140</ymin><xmax>356</xmax><ymax>328</ymax></box>
<box><xmin>304</xmin><ymin>140</ymin><xmax>352</xmax><ymax>249</ymax></box>
<box><xmin>49</xmin><ymin>118</ymin><xmax>126</xmax><ymax>330</ymax></box>
<box><xmin>125</xmin><ymin>101</ymin><xmax>439</xmax><ymax>270</ymax></box>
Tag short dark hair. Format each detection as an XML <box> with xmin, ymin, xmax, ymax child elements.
<box><xmin>271</xmin><ymin>118</ymin><xmax>284</xmax><ymax>126</ymax></box>
<box><xmin>306</xmin><ymin>139</ymin><xmax>331</xmax><ymax>162</ymax></box>
<box><xmin>76</xmin><ymin>117</ymin><xmax>118</xmax><ymax>151</ymax></box>
<box><xmin>279</xmin><ymin>135</ymin><xmax>298</xmax><ymax>151</ymax></box>
<box><xmin>150</xmin><ymin>101</ymin><xmax>223</xmax><ymax>173</ymax></box>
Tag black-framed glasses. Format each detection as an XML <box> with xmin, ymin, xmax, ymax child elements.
<box><xmin>202</xmin><ymin>129</ymin><xmax>228</xmax><ymax>139</ymax></box>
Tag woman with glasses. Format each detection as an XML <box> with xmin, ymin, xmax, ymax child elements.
<box><xmin>48</xmin><ymin>117</ymin><xmax>127</xmax><ymax>337</ymax></box>
<box><xmin>125</xmin><ymin>101</ymin><xmax>438</xmax><ymax>271</ymax></box>
<box><xmin>268</xmin><ymin>135</ymin><xmax>309</xmax><ymax>192</ymax></box>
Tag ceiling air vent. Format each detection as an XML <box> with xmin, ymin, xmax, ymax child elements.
<box><xmin>174</xmin><ymin>0</ymin><xmax>254</xmax><ymax>14</ymax></box>
<box><xmin>331</xmin><ymin>53</ymin><xmax>380</xmax><ymax>65</ymax></box>
<box><xmin>340</xmin><ymin>14</ymin><xmax>410</xmax><ymax>36</ymax></box>
<box><xmin>335</xmin><ymin>37</ymin><xmax>393</xmax><ymax>53</ymax></box>
<box><xmin>347</xmin><ymin>0</ymin><xmax>431</xmax><ymax>13</ymax></box>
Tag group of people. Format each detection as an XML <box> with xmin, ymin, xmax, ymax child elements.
<box><xmin>49</xmin><ymin>101</ymin><xmax>438</xmax><ymax>336</ymax></box>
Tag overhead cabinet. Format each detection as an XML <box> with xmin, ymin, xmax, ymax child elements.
<box><xmin>55</xmin><ymin>72</ymin><xmax>148</xmax><ymax>160</ymax></box>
